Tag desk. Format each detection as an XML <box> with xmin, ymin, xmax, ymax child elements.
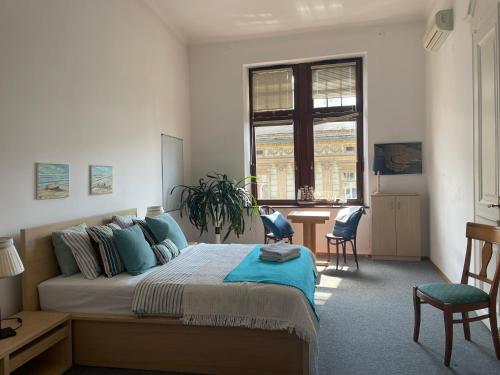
<box><xmin>287</xmin><ymin>210</ymin><xmax>330</xmax><ymax>256</ymax></box>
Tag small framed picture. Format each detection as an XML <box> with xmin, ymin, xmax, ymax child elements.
<box><xmin>36</xmin><ymin>163</ymin><xmax>69</xmax><ymax>200</ymax></box>
<box><xmin>89</xmin><ymin>165</ymin><xmax>113</xmax><ymax>195</ymax></box>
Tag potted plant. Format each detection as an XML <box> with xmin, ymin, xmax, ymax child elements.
<box><xmin>174</xmin><ymin>173</ymin><xmax>258</xmax><ymax>243</ymax></box>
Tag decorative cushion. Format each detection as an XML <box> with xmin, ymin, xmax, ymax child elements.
<box><xmin>112</xmin><ymin>215</ymin><xmax>137</xmax><ymax>229</ymax></box>
<box><xmin>52</xmin><ymin>223</ymin><xmax>86</xmax><ymax>276</ymax></box>
<box><xmin>418</xmin><ymin>283</ymin><xmax>490</xmax><ymax>305</ymax></box>
<box><xmin>260</xmin><ymin>211</ymin><xmax>294</xmax><ymax>238</ymax></box>
<box><xmin>145</xmin><ymin>213</ymin><xmax>188</xmax><ymax>250</ymax></box>
<box><xmin>60</xmin><ymin>231</ymin><xmax>101</xmax><ymax>279</ymax></box>
<box><xmin>152</xmin><ymin>239</ymin><xmax>180</xmax><ymax>265</ymax></box>
<box><xmin>132</xmin><ymin>219</ymin><xmax>158</xmax><ymax>246</ymax></box>
<box><xmin>86</xmin><ymin>223</ymin><xmax>124</xmax><ymax>277</ymax></box>
<box><xmin>113</xmin><ymin>225</ymin><xmax>156</xmax><ymax>275</ymax></box>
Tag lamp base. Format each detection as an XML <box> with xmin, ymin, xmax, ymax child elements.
<box><xmin>0</xmin><ymin>327</ymin><xmax>16</xmax><ymax>339</ymax></box>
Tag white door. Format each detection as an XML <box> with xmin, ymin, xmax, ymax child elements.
<box><xmin>472</xmin><ymin>0</ymin><xmax>500</xmax><ymax>327</ymax></box>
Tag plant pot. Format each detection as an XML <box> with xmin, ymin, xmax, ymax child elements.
<box><xmin>215</xmin><ymin>227</ymin><xmax>221</xmax><ymax>244</ymax></box>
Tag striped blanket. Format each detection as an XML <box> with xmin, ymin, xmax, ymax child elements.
<box><xmin>132</xmin><ymin>243</ymin><xmax>319</xmax><ymax>351</ymax></box>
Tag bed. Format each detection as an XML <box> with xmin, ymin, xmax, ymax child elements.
<box><xmin>20</xmin><ymin>209</ymin><xmax>313</xmax><ymax>375</ymax></box>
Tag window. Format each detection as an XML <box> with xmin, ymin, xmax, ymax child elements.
<box><xmin>249</xmin><ymin>58</ymin><xmax>363</xmax><ymax>204</ymax></box>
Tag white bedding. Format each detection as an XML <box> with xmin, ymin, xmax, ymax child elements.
<box><xmin>38</xmin><ymin>269</ymin><xmax>154</xmax><ymax>315</ymax></box>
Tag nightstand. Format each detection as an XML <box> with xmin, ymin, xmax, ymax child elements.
<box><xmin>0</xmin><ymin>311</ymin><xmax>71</xmax><ymax>375</ymax></box>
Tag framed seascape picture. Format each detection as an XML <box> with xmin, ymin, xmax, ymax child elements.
<box><xmin>36</xmin><ymin>163</ymin><xmax>69</xmax><ymax>199</ymax></box>
<box><xmin>374</xmin><ymin>142</ymin><xmax>422</xmax><ymax>175</ymax></box>
<box><xmin>89</xmin><ymin>165</ymin><xmax>113</xmax><ymax>195</ymax></box>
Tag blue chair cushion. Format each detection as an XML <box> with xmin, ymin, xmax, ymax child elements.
<box><xmin>333</xmin><ymin>208</ymin><xmax>363</xmax><ymax>239</ymax></box>
<box><xmin>418</xmin><ymin>283</ymin><xmax>489</xmax><ymax>305</ymax></box>
<box><xmin>113</xmin><ymin>225</ymin><xmax>157</xmax><ymax>276</ymax></box>
<box><xmin>260</xmin><ymin>211</ymin><xmax>294</xmax><ymax>238</ymax></box>
<box><xmin>145</xmin><ymin>213</ymin><xmax>188</xmax><ymax>250</ymax></box>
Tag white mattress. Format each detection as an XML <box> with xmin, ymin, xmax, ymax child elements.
<box><xmin>38</xmin><ymin>270</ymin><xmax>156</xmax><ymax>315</ymax></box>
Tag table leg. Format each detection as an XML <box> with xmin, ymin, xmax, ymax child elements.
<box><xmin>302</xmin><ymin>223</ymin><xmax>328</xmax><ymax>266</ymax></box>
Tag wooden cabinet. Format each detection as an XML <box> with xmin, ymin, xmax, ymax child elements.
<box><xmin>371</xmin><ymin>193</ymin><xmax>421</xmax><ymax>260</ymax></box>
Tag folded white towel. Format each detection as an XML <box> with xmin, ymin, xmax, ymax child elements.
<box><xmin>261</xmin><ymin>243</ymin><xmax>301</xmax><ymax>258</ymax></box>
<box><xmin>260</xmin><ymin>251</ymin><xmax>300</xmax><ymax>263</ymax></box>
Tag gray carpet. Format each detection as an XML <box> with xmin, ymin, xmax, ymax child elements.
<box><xmin>65</xmin><ymin>259</ymin><xmax>500</xmax><ymax>375</ymax></box>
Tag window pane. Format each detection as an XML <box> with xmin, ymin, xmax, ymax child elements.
<box><xmin>312</xmin><ymin>63</ymin><xmax>356</xmax><ymax>109</ymax></box>
<box><xmin>254</xmin><ymin>121</ymin><xmax>295</xmax><ymax>200</ymax></box>
<box><xmin>252</xmin><ymin>68</ymin><xmax>294</xmax><ymax>112</ymax></box>
<box><xmin>313</xmin><ymin>119</ymin><xmax>357</xmax><ymax>200</ymax></box>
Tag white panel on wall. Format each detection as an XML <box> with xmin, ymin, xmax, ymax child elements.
<box><xmin>162</xmin><ymin>134</ymin><xmax>184</xmax><ymax>211</ymax></box>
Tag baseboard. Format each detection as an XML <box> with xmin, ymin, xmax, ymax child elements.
<box><xmin>429</xmin><ymin>260</ymin><xmax>452</xmax><ymax>283</ymax></box>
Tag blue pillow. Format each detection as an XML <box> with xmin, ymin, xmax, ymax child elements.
<box><xmin>112</xmin><ymin>225</ymin><xmax>156</xmax><ymax>276</ymax></box>
<box><xmin>52</xmin><ymin>223</ymin><xmax>87</xmax><ymax>276</ymax></box>
<box><xmin>260</xmin><ymin>211</ymin><xmax>294</xmax><ymax>238</ymax></box>
<box><xmin>145</xmin><ymin>213</ymin><xmax>188</xmax><ymax>250</ymax></box>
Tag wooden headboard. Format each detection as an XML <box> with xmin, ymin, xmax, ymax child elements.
<box><xmin>20</xmin><ymin>208</ymin><xmax>137</xmax><ymax>311</ymax></box>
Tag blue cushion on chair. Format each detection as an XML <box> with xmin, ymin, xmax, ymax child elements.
<box><xmin>260</xmin><ymin>211</ymin><xmax>294</xmax><ymax>238</ymax></box>
<box><xmin>333</xmin><ymin>208</ymin><xmax>363</xmax><ymax>239</ymax></box>
<box><xmin>418</xmin><ymin>283</ymin><xmax>489</xmax><ymax>305</ymax></box>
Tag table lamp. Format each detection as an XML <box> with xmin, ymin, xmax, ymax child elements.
<box><xmin>372</xmin><ymin>155</ymin><xmax>385</xmax><ymax>194</ymax></box>
<box><xmin>146</xmin><ymin>206</ymin><xmax>164</xmax><ymax>217</ymax></box>
<box><xmin>0</xmin><ymin>237</ymin><xmax>24</xmax><ymax>339</ymax></box>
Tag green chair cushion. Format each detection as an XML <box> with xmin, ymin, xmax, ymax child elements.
<box><xmin>418</xmin><ymin>283</ymin><xmax>489</xmax><ymax>305</ymax></box>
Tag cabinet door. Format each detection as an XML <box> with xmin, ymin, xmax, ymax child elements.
<box><xmin>395</xmin><ymin>196</ymin><xmax>421</xmax><ymax>257</ymax></box>
<box><xmin>371</xmin><ymin>196</ymin><xmax>397</xmax><ymax>256</ymax></box>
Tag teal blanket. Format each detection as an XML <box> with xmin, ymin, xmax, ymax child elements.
<box><xmin>224</xmin><ymin>245</ymin><xmax>318</xmax><ymax>319</ymax></box>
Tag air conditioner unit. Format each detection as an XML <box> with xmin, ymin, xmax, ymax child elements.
<box><xmin>423</xmin><ymin>9</ymin><xmax>454</xmax><ymax>51</ymax></box>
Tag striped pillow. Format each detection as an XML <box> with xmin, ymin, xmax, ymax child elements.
<box><xmin>152</xmin><ymin>239</ymin><xmax>180</xmax><ymax>265</ymax></box>
<box><xmin>112</xmin><ymin>215</ymin><xmax>137</xmax><ymax>229</ymax></box>
<box><xmin>133</xmin><ymin>219</ymin><xmax>157</xmax><ymax>246</ymax></box>
<box><xmin>86</xmin><ymin>223</ymin><xmax>124</xmax><ymax>277</ymax></box>
<box><xmin>60</xmin><ymin>231</ymin><xmax>101</xmax><ymax>279</ymax></box>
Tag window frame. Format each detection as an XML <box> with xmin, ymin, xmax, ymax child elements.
<box><xmin>249</xmin><ymin>57</ymin><xmax>364</xmax><ymax>206</ymax></box>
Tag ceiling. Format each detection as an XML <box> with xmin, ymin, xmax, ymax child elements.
<box><xmin>145</xmin><ymin>0</ymin><xmax>434</xmax><ymax>44</ymax></box>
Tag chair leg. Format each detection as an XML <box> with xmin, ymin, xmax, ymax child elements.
<box><xmin>489</xmin><ymin>305</ymin><xmax>500</xmax><ymax>359</ymax></box>
<box><xmin>327</xmin><ymin>239</ymin><xmax>331</xmax><ymax>262</ymax></box>
<box><xmin>352</xmin><ymin>238</ymin><xmax>359</xmax><ymax>269</ymax></box>
<box><xmin>335</xmin><ymin>240</ymin><xmax>339</xmax><ymax>270</ymax></box>
<box><xmin>289</xmin><ymin>236</ymin><xmax>293</xmax><ymax>244</ymax></box>
<box><xmin>444</xmin><ymin>307</ymin><xmax>453</xmax><ymax>367</ymax></box>
<box><xmin>462</xmin><ymin>312</ymin><xmax>471</xmax><ymax>341</ymax></box>
<box><xmin>342</xmin><ymin>242</ymin><xmax>346</xmax><ymax>263</ymax></box>
<box><xmin>413</xmin><ymin>287</ymin><xmax>421</xmax><ymax>342</ymax></box>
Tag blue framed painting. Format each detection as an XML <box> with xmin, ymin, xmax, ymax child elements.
<box><xmin>374</xmin><ymin>142</ymin><xmax>422</xmax><ymax>175</ymax></box>
<box><xmin>89</xmin><ymin>165</ymin><xmax>113</xmax><ymax>195</ymax></box>
<box><xmin>36</xmin><ymin>163</ymin><xmax>69</xmax><ymax>199</ymax></box>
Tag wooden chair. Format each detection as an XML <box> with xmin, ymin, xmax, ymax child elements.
<box><xmin>258</xmin><ymin>205</ymin><xmax>293</xmax><ymax>244</ymax></box>
<box><xmin>413</xmin><ymin>222</ymin><xmax>500</xmax><ymax>366</ymax></box>
<box><xmin>325</xmin><ymin>207</ymin><xmax>364</xmax><ymax>269</ymax></box>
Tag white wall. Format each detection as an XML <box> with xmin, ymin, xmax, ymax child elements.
<box><xmin>0</xmin><ymin>0</ymin><xmax>191</xmax><ymax>316</ymax></box>
<box><xmin>188</xmin><ymin>21</ymin><xmax>428</xmax><ymax>253</ymax></box>
<box><xmin>425</xmin><ymin>0</ymin><xmax>474</xmax><ymax>282</ymax></box>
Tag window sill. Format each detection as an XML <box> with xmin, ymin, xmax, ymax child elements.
<box><xmin>260</xmin><ymin>204</ymin><xmax>370</xmax><ymax>209</ymax></box>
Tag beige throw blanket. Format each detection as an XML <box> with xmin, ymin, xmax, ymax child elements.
<box><xmin>133</xmin><ymin>243</ymin><xmax>319</xmax><ymax>374</ymax></box>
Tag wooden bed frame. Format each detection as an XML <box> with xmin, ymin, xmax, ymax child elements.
<box><xmin>20</xmin><ymin>209</ymin><xmax>309</xmax><ymax>375</ymax></box>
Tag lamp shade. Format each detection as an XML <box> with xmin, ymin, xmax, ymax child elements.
<box><xmin>0</xmin><ymin>238</ymin><xmax>24</xmax><ymax>278</ymax></box>
<box><xmin>372</xmin><ymin>155</ymin><xmax>385</xmax><ymax>173</ymax></box>
<box><xmin>146</xmin><ymin>206</ymin><xmax>164</xmax><ymax>218</ymax></box>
